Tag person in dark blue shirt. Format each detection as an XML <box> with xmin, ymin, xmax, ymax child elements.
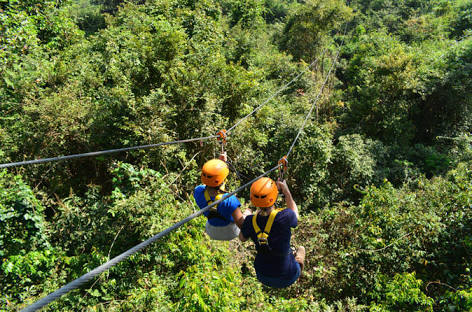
<box><xmin>239</xmin><ymin>177</ymin><xmax>305</xmax><ymax>288</ymax></box>
<box><xmin>193</xmin><ymin>154</ymin><xmax>245</xmax><ymax>240</ymax></box>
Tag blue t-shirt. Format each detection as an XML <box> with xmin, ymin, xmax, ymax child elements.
<box><xmin>241</xmin><ymin>208</ymin><xmax>298</xmax><ymax>279</ymax></box>
<box><xmin>193</xmin><ymin>185</ymin><xmax>241</xmax><ymax>226</ymax></box>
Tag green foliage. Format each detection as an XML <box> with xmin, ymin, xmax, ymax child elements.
<box><xmin>444</xmin><ymin>286</ymin><xmax>472</xmax><ymax>311</ymax></box>
<box><xmin>350</xmin><ymin>0</ymin><xmax>447</xmax><ymax>41</ymax></box>
<box><xmin>288</xmin><ymin>123</ymin><xmax>334</xmax><ymax>209</ymax></box>
<box><xmin>342</xmin><ymin>31</ymin><xmax>418</xmax><ymax>144</ymax></box>
<box><xmin>0</xmin><ymin>170</ymin><xmax>49</xmax><ymax>258</ymax></box>
<box><xmin>261</xmin><ymin>0</ymin><xmax>293</xmax><ymax>24</ymax></box>
<box><xmin>293</xmin><ymin>159</ymin><xmax>472</xmax><ymax>306</ymax></box>
<box><xmin>341</xmin><ymin>1</ymin><xmax>472</xmax><ymax>146</ymax></box>
<box><xmin>69</xmin><ymin>0</ymin><xmax>106</xmax><ymax>35</ymax></box>
<box><xmin>1</xmin><ymin>0</ymin><xmax>472</xmax><ymax>310</ymax></box>
<box><xmin>342</xmin><ymin>30</ymin><xmax>472</xmax><ymax>145</ymax></box>
<box><xmin>280</xmin><ymin>0</ymin><xmax>352</xmax><ymax>62</ymax></box>
<box><xmin>369</xmin><ymin>273</ymin><xmax>434</xmax><ymax>312</ymax></box>
<box><xmin>175</xmin><ymin>263</ymin><xmax>243</xmax><ymax>311</ymax></box>
<box><xmin>451</xmin><ymin>0</ymin><xmax>472</xmax><ymax>37</ymax></box>
<box><xmin>329</xmin><ymin>134</ymin><xmax>377</xmax><ymax>203</ymax></box>
<box><xmin>221</xmin><ymin>0</ymin><xmax>266</xmax><ymax>29</ymax></box>
<box><xmin>1</xmin><ymin>248</ymin><xmax>68</xmax><ymax>303</ymax></box>
<box><xmin>407</xmin><ymin>144</ymin><xmax>450</xmax><ymax>178</ymax></box>
<box><xmin>0</xmin><ymin>0</ymin><xmax>83</xmax><ymax>66</ymax></box>
<box><xmin>448</xmin><ymin>134</ymin><xmax>472</xmax><ymax>163</ymax></box>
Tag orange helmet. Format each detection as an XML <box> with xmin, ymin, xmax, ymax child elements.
<box><xmin>250</xmin><ymin>177</ymin><xmax>278</xmax><ymax>208</ymax></box>
<box><xmin>201</xmin><ymin>159</ymin><xmax>229</xmax><ymax>187</ymax></box>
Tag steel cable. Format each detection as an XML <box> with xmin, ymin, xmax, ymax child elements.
<box><xmin>226</xmin><ymin>55</ymin><xmax>325</xmax><ymax>134</ymax></box>
<box><xmin>21</xmin><ymin>164</ymin><xmax>281</xmax><ymax>312</ymax></box>
<box><xmin>286</xmin><ymin>26</ymin><xmax>348</xmax><ymax>158</ymax></box>
<box><xmin>0</xmin><ymin>135</ymin><xmax>217</xmax><ymax>169</ymax></box>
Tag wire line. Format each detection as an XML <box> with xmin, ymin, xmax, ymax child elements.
<box><xmin>227</xmin><ymin>57</ymin><xmax>323</xmax><ymax>133</ymax></box>
<box><xmin>21</xmin><ymin>164</ymin><xmax>281</xmax><ymax>312</ymax></box>
<box><xmin>0</xmin><ymin>135</ymin><xmax>217</xmax><ymax>169</ymax></box>
<box><xmin>286</xmin><ymin>25</ymin><xmax>348</xmax><ymax>158</ymax></box>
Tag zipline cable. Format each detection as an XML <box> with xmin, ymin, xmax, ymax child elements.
<box><xmin>21</xmin><ymin>164</ymin><xmax>281</xmax><ymax>312</ymax></box>
<box><xmin>286</xmin><ymin>51</ymin><xmax>340</xmax><ymax>158</ymax></box>
<box><xmin>0</xmin><ymin>135</ymin><xmax>217</xmax><ymax>169</ymax></box>
<box><xmin>22</xmin><ymin>21</ymin><xmax>350</xmax><ymax>312</ymax></box>
<box><xmin>226</xmin><ymin>56</ymin><xmax>324</xmax><ymax>133</ymax></box>
<box><xmin>2</xmin><ymin>52</ymin><xmax>322</xmax><ymax>170</ymax></box>
<box><xmin>286</xmin><ymin>27</ymin><xmax>348</xmax><ymax>158</ymax></box>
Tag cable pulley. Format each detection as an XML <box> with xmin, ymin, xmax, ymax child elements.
<box><xmin>21</xmin><ymin>23</ymin><xmax>348</xmax><ymax>311</ymax></box>
<box><xmin>278</xmin><ymin>156</ymin><xmax>288</xmax><ymax>180</ymax></box>
<box><xmin>216</xmin><ymin>129</ymin><xmax>227</xmax><ymax>154</ymax></box>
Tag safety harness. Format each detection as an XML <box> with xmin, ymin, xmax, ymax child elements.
<box><xmin>252</xmin><ymin>208</ymin><xmax>284</xmax><ymax>254</ymax></box>
<box><xmin>203</xmin><ymin>187</ymin><xmax>228</xmax><ymax>221</ymax></box>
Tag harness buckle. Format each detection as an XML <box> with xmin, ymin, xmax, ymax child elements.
<box><xmin>257</xmin><ymin>235</ymin><xmax>272</xmax><ymax>254</ymax></box>
<box><xmin>257</xmin><ymin>232</ymin><xmax>269</xmax><ymax>244</ymax></box>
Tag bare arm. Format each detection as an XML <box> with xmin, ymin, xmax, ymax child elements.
<box><xmin>239</xmin><ymin>231</ymin><xmax>249</xmax><ymax>242</ymax></box>
<box><xmin>237</xmin><ymin>209</ymin><xmax>253</xmax><ymax>240</ymax></box>
<box><xmin>277</xmin><ymin>179</ymin><xmax>299</xmax><ymax>220</ymax></box>
<box><xmin>232</xmin><ymin>208</ymin><xmax>244</xmax><ymax>228</ymax></box>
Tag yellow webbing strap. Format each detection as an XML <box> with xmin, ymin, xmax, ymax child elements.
<box><xmin>252</xmin><ymin>208</ymin><xmax>283</xmax><ymax>242</ymax></box>
<box><xmin>204</xmin><ymin>189</ymin><xmax>223</xmax><ymax>211</ymax></box>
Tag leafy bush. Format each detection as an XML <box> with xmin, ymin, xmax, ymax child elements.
<box><xmin>1</xmin><ymin>248</ymin><xmax>68</xmax><ymax>304</ymax></box>
<box><xmin>369</xmin><ymin>273</ymin><xmax>433</xmax><ymax>312</ymax></box>
<box><xmin>280</xmin><ymin>0</ymin><xmax>352</xmax><ymax>62</ymax></box>
<box><xmin>0</xmin><ymin>170</ymin><xmax>49</xmax><ymax>258</ymax></box>
<box><xmin>2</xmin><ymin>0</ymin><xmax>472</xmax><ymax>310</ymax></box>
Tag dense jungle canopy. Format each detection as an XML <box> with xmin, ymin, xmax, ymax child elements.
<box><xmin>1</xmin><ymin>0</ymin><xmax>471</xmax><ymax>310</ymax></box>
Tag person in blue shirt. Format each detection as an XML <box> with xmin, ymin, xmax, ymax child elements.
<box><xmin>193</xmin><ymin>154</ymin><xmax>245</xmax><ymax>240</ymax></box>
<box><xmin>239</xmin><ymin>177</ymin><xmax>305</xmax><ymax>288</ymax></box>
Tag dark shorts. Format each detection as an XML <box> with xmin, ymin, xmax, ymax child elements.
<box><xmin>256</xmin><ymin>262</ymin><xmax>301</xmax><ymax>288</ymax></box>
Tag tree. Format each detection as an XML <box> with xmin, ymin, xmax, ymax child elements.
<box><xmin>280</xmin><ymin>0</ymin><xmax>352</xmax><ymax>62</ymax></box>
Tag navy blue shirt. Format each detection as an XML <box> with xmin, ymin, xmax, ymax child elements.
<box><xmin>193</xmin><ymin>185</ymin><xmax>241</xmax><ymax>226</ymax></box>
<box><xmin>241</xmin><ymin>208</ymin><xmax>298</xmax><ymax>278</ymax></box>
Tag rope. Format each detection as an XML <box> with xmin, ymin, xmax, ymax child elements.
<box><xmin>0</xmin><ymin>135</ymin><xmax>217</xmax><ymax>169</ymax></box>
<box><xmin>286</xmin><ymin>26</ymin><xmax>348</xmax><ymax>158</ymax></box>
<box><xmin>1</xmin><ymin>52</ymin><xmax>323</xmax><ymax>170</ymax></box>
<box><xmin>21</xmin><ymin>164</ymin><xmax>281</xmax><ymax>312</ymax></box>
<box><xmin>21</xmin><ymin>22</ymin><xmax>351</xmax><ymax>312</ymax></box>
<box><xmin>226</xmin><ymin>57</ymin><xmax>323</xmax><ymax>133</ymax></box>
<box><xmin>286</xmin><ymin>52</ymin><xmax>340</xmax><ymax>157</ymax></box>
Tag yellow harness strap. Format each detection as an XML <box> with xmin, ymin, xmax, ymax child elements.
<box><xmin>204</xmin><ymin>189</ymin><xmax>223</xmax><ymax>212</ymax></box>
<box><xmin>252</xmin><ymin>208</ymin><xmax>283</xmax><ymax>245</ymax></box>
